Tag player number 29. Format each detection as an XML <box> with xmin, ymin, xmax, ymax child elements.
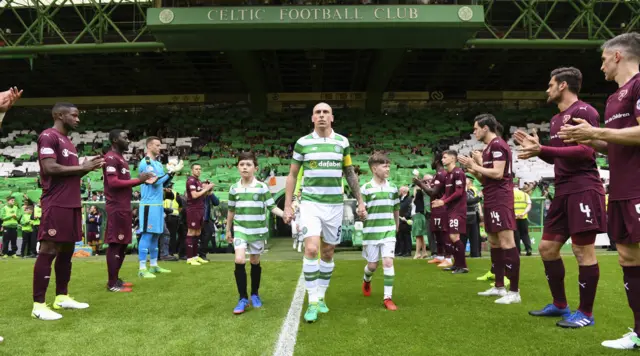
<box><xmin>449</xmin><ymin>219</ymin><xmax>459</xmax><ymax>228</ymax></box>
<box><xmin>580</xmin><ymin>203</ymin><xmax>591</xmax><ymax>218</ymax></box>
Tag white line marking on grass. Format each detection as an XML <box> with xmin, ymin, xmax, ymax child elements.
<box><xmin>273</xmin><ymin>272</ymin><xmax>305</xmax><ymax>356</ymax></box>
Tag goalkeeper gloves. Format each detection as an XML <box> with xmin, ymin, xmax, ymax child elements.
<box><xmin>167</xmin><ymin>160</ymin><xmax>184</xmax><ymax>174</ymax></box>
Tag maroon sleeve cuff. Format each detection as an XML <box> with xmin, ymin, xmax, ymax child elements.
<box><xmin>540</xmin><ymin>145</ymin><xmax>592</xmax><ymax>160</ymax></box>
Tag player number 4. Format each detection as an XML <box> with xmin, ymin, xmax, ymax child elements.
<box><xmin>580</xmin><ymin>203</ymin><xmax>591</xmax><ymax>218</ymax></box>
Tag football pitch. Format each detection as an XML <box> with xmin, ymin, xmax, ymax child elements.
<box><xmin>0</xmin><ymin>241</ymin><xmax>633</xmax><ymax>356</ymax></box>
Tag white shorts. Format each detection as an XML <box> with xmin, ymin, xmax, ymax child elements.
<box><xmin>233</xmin><ymin>238</ymin><xmax>265</xmax><ymax>255</ymax></box>
<box><xmin>362</xmin><ymin>240</ymin><xmax>396</xmax><ymax>263</ymax></box>
<box><xmin>299</xmin><ymin>201</ymin><xmax>343</xmax><ymax>245</ymax></box>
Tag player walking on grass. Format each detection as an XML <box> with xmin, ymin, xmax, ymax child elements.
<box><xmin>431</xmin><ymin>150</ymin><xmax>468</xmax><ymax>274</ymax></box>
<box><xmin>515</xmin><ymin>67</ymin><xmax>605</xmax><ymax>328</ymax></box>
<box><xmin>559</xmin><ymin>32</ymin><xmax>640</xmax><ymax>349</ymax></box>
<box><xmin>103</xmin><ymin>130</ymin><xmax>154</xmax><ymax>292</ymax></box>
<box><xmin>360</xmin><ymin>152</ymin><xmax>400</xmax><ymax>310</ymax></box>
<box><xmin>226</xmin><ymin>152</ymin><xmax>284</xmax><ymax>314</ymax></box>
<box><xmin>32</xmin><ymin>102</ymin><xmax>104</xmax><ymax>320</ymax></box>
<box><xmin>137</xmin><ymin>137</ymin><xmax>182</xmax><ymax>278</ymax></box>
<box><xmin>283</xmin><ymin>102</ymin><xmax>367</xmax><ymax>323</ymax></box>
<box><xmin>459</xmin><ymin>114</ymin><xmax>521</xmax><ymax>304</ymax></box>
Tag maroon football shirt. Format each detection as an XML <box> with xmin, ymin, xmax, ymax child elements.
<box><xmin>605</xmin><ymin>73</ymin><xmax>640</xmax><ymax>201</ymax></box>
<box><xmin>37</xmin><ymin>128</ymin><xmax>81</xmax><ymax>209</ymax></box>
<box><xmin>443</xmin><ymin>167</ymin><xmax>467</xmax><ymax>217</ymax></box>
<box><xmin>186</xmin><ymin>176</ymin><xmax>205</xmax><ymax>211</ymax></box>
<box><xmin>547</xmin><ymin>100</ymin><xmax>604</xmax><ymax>196</ymax></box>
<box><xmin>103</xmin><ymin>150</ymin><xmax>133</xmax><ymax>212</ymax></box>
<box><xmin>481</xmin><ymin>137</ymin><xmax>514</xmax><ymax>208</ymax></box>
<box><xmin>430</xmin><ymin>169</ymin><xmax>448</xmax><ymax>214</ymax></box>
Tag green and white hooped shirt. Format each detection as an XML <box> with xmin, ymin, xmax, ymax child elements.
<box><xmin>360</xmin><ymin>179</ymin><xmax>400</xmax><ymax>244</ymax></box>
<box><xmin>228</xmin><ymin>178</ymin><xmax>276</xmax><ymax>242</ymax></box>
<box><xmin>291</xmin><ymin>130</ymin><xmax>352</xmax><ymax>205</ymax></box>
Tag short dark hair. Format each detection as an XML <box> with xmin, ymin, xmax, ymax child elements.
<box><xmin>191</xmin><ymin>163</ymin><xmax>201</xmax><ymax>169</ymax></box>
<box><xmin>443</xmin><ymin>150</ymin><xmax>458</xmax><ymax>158</ymax></box>
<box><xmin>52</xmin><ymin>102</ymin><xmax>76</xmax><ymax>117</ymax></box>
<box><xmin>237</xmin><ymin>151</ymin><xmax>258</xmax><ymax>166</ymax></box>
<box><xmin>474</xmin><ymin>113</ymin><xmax>499</xmax><ymax>133</ymax></box>
<box><xmin>550</xmin><ymin>67</ymin><xmax>582</xmax><ymax>95</ymax></box>
<box><xmin>602</xmin><ymin>32</ymin><xmax>640</xmax><ymax>61</ymax></box>
<box><xmin>146</xmin><ymin>136</ymin><xmax>161</xmax><ymax>147</ymax></box>
<box><xmin>109</xmin><ymin>129</ymin><xmax>125</xmax><ymax>144</ymax></box>
<box><xmin>7</xmin><ymin>196</ymin><xmax>15</xmax><ymax>201</ymax></box>
<box><xmin>368</xmin><ymin>152</ymin><xmax>391</xmax><ymax>168</ymax></box>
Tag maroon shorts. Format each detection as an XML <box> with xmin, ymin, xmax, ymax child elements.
<box><xmin>86</xmin><ymin>232</ymin><xmax>99</xmax><ymax>242</ymax></box>
<box><xmin>38</xmin><ymin>206</ymin><xmax>82</xmax><ymax>243</ymax></box>
<box><xmin>430</xmin><ymin>209</ymin><xmax>448</xmax><ymax>232</ymax></box>
<box><xmin>187</xmin><ymin>209</ymin><xmax>204</xmax><ymax>230</ymax></box>
<box><xmin>448</xmin><ymin>214</ymin><xmax>466</xmax><ymax>235</ymax></box>
<box><xmin>608</xmin><ymin>197</ymin><xmax>640</xmax><ymax>244</ymax></box>
<box><xmin>483</xmin><ymin>205</ymin><xmax>516</xmax><ymax>234</ymax></box>
<box><xmin>544</xmin><ymin>190</ymin><xmax>607</xmax><ymax>237</ymax></box>
<box><xmin>106</xmin><ymin>210</ymin><xmax>133</xmax><ymax>245</ymax></box>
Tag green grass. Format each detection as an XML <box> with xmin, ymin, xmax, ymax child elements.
<box><xmin>0</xmin><ymin>242</ymin><xmax>635</xmax><ymax>356</ymax></box>
<box><xmin>0</xmin><ymin>255</ymin><xmax>299</xmax><ymax>356</ymax></box>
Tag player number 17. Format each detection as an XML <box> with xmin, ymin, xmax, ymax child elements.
<box><xmin>434</xmin><ymin>218</ymin><xmax>441</xmax><ymax>226</ymax></box>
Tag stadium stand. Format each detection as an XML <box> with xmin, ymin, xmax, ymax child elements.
<box><xmin>0</xmin><ymin>105</ymin><xmax>611</xmax><ymax>204</ymax></box>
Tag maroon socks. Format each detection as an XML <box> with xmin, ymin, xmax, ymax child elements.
<box><xmin>33</xmin><ymin>253</ymin><xmax>56</xmax><ymax>303</ymax></box>
<box><xmin>623</xmin><ymin>266</ymin><xmax>640</xmax><ymax>334</ymax></box>
<box><xmin>577</xmin><ymin>264</ymin><xmax>600</xmax><ymax>317</ymax></box>
<box><xmin>543</xmin><ymin>259</ymin><xmax>567</xmax><ymax>308</ymax></box>
<box><xmin>491</xmin><ymin>248</ymin><xmax>505</xmax><ymax>288</ymax></box>
<box><xmin>503</xmin><ymin>247</ymin><xmax>520</xmax><ymax>292</ymax></box>
<box><xmin>54</xmin><ymin>250</ymin><xmax>73</xmax><ymax>296</ymax></box>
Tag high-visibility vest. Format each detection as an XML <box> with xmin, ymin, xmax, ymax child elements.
<box><xmin>33</xmin><ymin>205</ymin><xmax>41</xmax><ymax>226</ymax></box>
<box><xmin>1</xmin><ymin>205</ymin><xmax>19</xmax><ymax>227</ymax></box>
<box><xmin>163</xmin><ymin>193</ymin><xmax>179</xmax><ymax>216</ymax></box>
<box><xmin>513</xmin><ymin>189</ymin><xmax>531</xmax><ymax>219</ymax></box>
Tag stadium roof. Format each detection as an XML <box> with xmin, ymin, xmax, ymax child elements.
<box><xmin>0</xmin><ymin>48</ymin><xmax>616</xmax><ymax>100</ymax></box>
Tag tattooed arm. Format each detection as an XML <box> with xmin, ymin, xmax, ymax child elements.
<box><xmin>344</xmin><ymin>165</ymin><xmax>367</xmax><ymax>219</ymax></box>
<box><xmin>344</xmin><ymin>166</ymin><xmax>362</xmax><ymax>201</ymax></box>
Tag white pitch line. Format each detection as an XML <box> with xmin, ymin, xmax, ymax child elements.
<box><xmin>273</xmin><ymin>272</ymin><xmax>306</xmax><ymax>356</ymax></box>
